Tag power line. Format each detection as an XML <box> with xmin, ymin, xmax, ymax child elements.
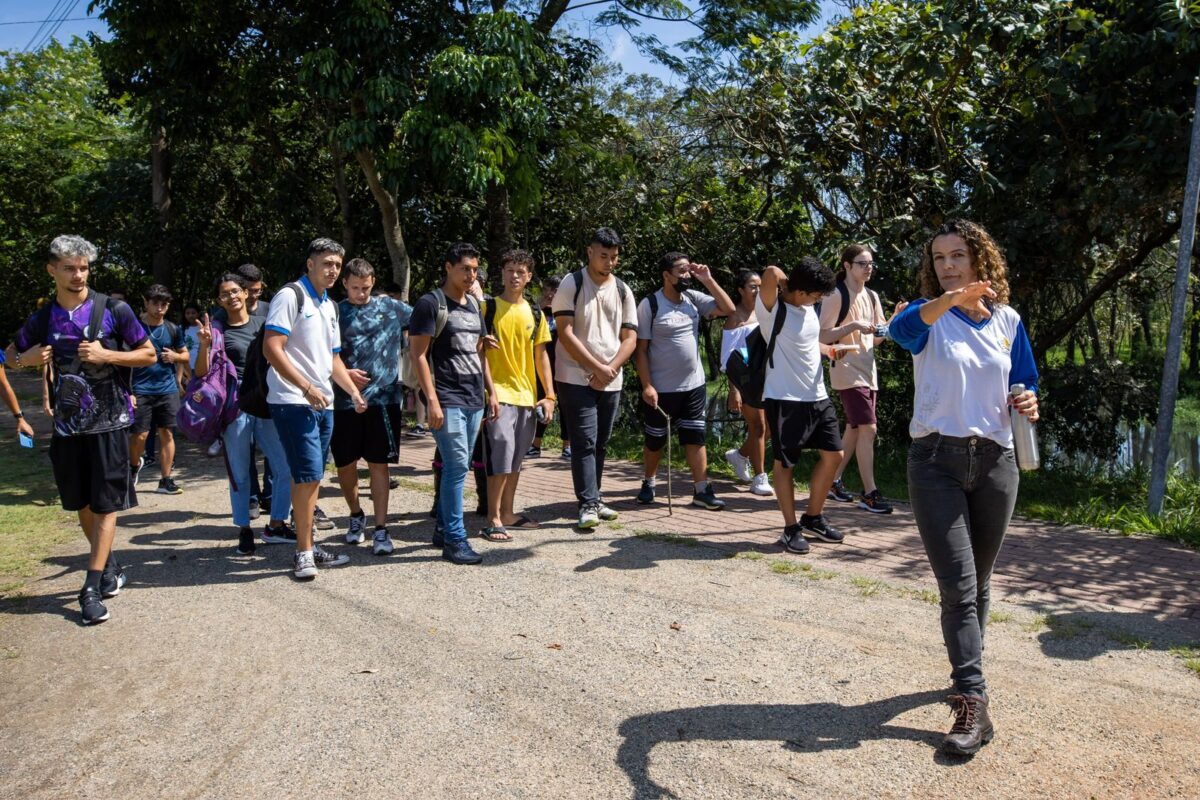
<box><xmin>21</xmin><ymin>0</ymin><xmax>72</xmax><ymax>51</ymax></box>
<box><xmin>0</xmin><ymin>17</ymin><xmax>90</xmax><ymax>27</ymax></box>
<box><xmin>31</xmin><ymin>0</ymin><xmax>84</xmax><ymax>52</ymax></box>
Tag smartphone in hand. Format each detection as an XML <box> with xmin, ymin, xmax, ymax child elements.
<box><xmin>19</xmin><ymin>432</ymin><xmax>34</xmax><ymax>448</ymax></box>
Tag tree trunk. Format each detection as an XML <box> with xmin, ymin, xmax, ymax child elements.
<box><xmin>150</xmin><ymin>126</ymin><xmax>172</xmax><ymax>286</ymax></box>
<box><xmin>354</xmin><ymin>147</ymin><xmax>411</xmax><ymax>301</ymax></box>
<box><xmin>332</xmin><ymin>141</ymin><xmax>355</xmax><ymax>257</ymax></box>
<box><xmin>485</xmin><ymin>180</ymin><xmax>514</xmax><ymax>287</ymax></box>
<box><xmin>1189</xmin><ymin>253</ymin><xmax>1199</xmax><ymax>377</ymax></box>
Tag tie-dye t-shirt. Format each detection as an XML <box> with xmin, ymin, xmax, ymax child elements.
<box><xmin>333</xmin><ymin>295</ymin><xmax>412</xmax><ymax>410</ymax></box>
<box><xmin>14</xmin><ymin>295</ymin><xmax>149</xmax><ymax>436</ymax></box>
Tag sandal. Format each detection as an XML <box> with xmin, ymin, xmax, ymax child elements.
<box><xmin>508</xmin><ymin>516</ymin><xmax>541</xmax><ymax>530</ymax></box>
<box><xmin>479</xmin><ymin>526</ymin><xmax>512</xmax><ymax>542</ymax></box>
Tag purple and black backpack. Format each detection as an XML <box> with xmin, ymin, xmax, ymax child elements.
<box><xmin>175</xmin><ymin>324</ymin><xmax>239</xmax><ymax>445</ymax></box>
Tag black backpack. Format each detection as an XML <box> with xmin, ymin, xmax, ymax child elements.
<box><xmin>833</xmin><ymin>279</ymin><xmax>880</xmax><ymax>327</ymax></box>
<box><xmin>32</xmin><ymin>291</ymin><xmax>131</xmax><ymax>409</ymax></box>
<box><xmin>238</xmin><ymin>282</ymin><xmax>339</xmax><ymax>418</ymax></box>
<box><xmin>724</xmin><ymin>300</ymin><xmax>787</xmax><ymax>409</ymax></box>
<box><xmin>570</xmin><ymin>268</ymin><xmax>630</xmax><ymax>311</ymax></box>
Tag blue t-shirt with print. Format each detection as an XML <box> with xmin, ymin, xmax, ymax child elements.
<box><xmin>334</xmin><ymin>295</ymin><xmax>412</xmax><ymax>410</ymax></box>
<box><xmin>14</xmin><ymin>295</ymin><xmax>149</xmax><ymax>436</ymax></box>
<box><xmin>131</xmin><ymin>320</ymin><xmax>186</xmax><ymax>396</ymax></box>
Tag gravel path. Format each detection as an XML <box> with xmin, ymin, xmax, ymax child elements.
<box><xmin>1</xmin><ymin>442</ymin><xmax>1198</xmax><ymax>799</ymax></box>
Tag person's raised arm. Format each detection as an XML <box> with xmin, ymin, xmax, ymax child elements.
<box><xmin>759</xmin><ymin>265</ymin><xmax>784</xmax><ymax>312</ymax></box>
<box><xmin>918</xmin><ymin>281</ymin><xmax>995</xmax><ymax>325</ymax></box>
<box><xmin>193</xmin><ymin>314</ymin><xmax>213</xmax><ymax>378</ymax></box>
<box><xmin>690</xmin><ymin>264</ymin><xmax>735</xmax><ymax>317</ymax></box>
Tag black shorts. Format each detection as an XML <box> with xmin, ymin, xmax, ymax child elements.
<box><xmin>641</xmin><ymin>386</ymin><xmax>707</xmax><ymax>451</ymax></box>
<box><xmin>764</xmin><ymin>398</ymin><xmax>842</xmax><ymax>468</ymax></box>
<box><xmin>133</xmin><ymin>392</ymin><xmax>180</xmax><ymax>434</ymax></box>
<box><xmin>331</xmin><ymin>404</ymin><xmax>403</xmax><ymax>467</ymax></box>
<box><xmin>50</xmin><ymin>430</ymin><xmax>138</xmax><ymax>513</ymax></box>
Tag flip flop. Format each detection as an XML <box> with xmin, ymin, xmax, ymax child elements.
<box><xmin>509</xmin><ymin>516</ymin><xmax>541</xmax><ymax>530</ymax></box>
<box><xmin>479</xmin><ymin>526</ymin><xmax>512</xmax><ymax>542</ymax></box>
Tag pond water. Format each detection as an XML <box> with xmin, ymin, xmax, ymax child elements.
<box><xmin>1052</xmin><ymin>421</ymin><xmax>1200</xmax><ymax>479</ymax></box>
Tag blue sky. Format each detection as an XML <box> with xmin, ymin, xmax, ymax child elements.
<box><xmin>0</xmin><ymin>1</ymin><xmax>842</xmax><ymax>79</ymax></box>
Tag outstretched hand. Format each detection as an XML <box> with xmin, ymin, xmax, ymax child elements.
<box><xmin>197</xmin><ymin>313</ymin><xmax>213</xmax><ymax>347</ymax></box>
<box><xmin>950</xmin><ymin>281</ymin><xmax>996</xmax><ymax>319</ymax></box>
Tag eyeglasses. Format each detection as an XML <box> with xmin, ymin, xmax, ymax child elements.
<box><xmin>852</xmin><ymin>260</ymin><xmax>877</xmax><ymax>270</ymax></box>
<box><xmin>247</xmin><ymin>288</ymin><xmax>263</xmax><ymax>297</ymax></box>
<box><xmin>218</xmin><ymin>290</ymin><xmax>244</xmax><ymax>300</ymax></box>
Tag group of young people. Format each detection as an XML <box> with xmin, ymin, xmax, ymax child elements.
<box><xmin>4</xmin><ymin>219</ymin><xmax>1038</xmax><ymax>756</ymax></box>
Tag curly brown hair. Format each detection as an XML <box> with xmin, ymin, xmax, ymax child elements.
<box><xmin>917</xmin><ymin>219</ymin><xmax>1010</xmax><ymax>305</ymax></box>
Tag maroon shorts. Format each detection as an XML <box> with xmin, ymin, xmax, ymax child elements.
<box><xmin>838</xmin><ymin>387</ymin><xmax>877</xmax><ymax>427</ymax></box>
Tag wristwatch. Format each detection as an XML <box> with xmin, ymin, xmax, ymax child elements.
<box><xmin>13</xmin><ymin>412</ymin><xmax>23</xmax><ymax>419</ymax></box>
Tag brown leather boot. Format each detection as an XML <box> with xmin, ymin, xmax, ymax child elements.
<box><xmin>943</xmin><ymin>693</ymin><xmax>994</xmax><ymax>755</ymax></box>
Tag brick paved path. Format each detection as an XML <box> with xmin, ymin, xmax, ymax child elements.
<box><xmin>399</xmin><ymin>438</ymin><xmax>1200</xmax><ymax>620</ymax></box>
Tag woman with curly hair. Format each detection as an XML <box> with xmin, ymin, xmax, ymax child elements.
<box><xmin>889</xmin><ymin>219</ymin><xmax>1040</xmax><ymax>756</ymax></box>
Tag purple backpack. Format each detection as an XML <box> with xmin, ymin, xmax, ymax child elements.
<box><xmin>176</xmin><ymin>324</ymin><xmax>240</xmax><ymax>445</ymax></box>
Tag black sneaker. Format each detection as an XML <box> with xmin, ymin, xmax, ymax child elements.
<box><xmin>261</xmin><ymin>521</ymin><xmax>297</xmax><ymax>544</ymax></box>
<box><xmin>248</xmin><ymin>498</ymin><xmax>262</xmax><ymax>521</ymax></box>
<box><xmin>432</xmin><ymin>526</ymin><xmax>445</xmax><ymax>548</ymax></box>
<box><xmin>99</xmin><ymin>566</ymin><xmax>127</xmax><ymax>598</ymax></box>
<box><xmin>442</xmin><ymin>538</ymin><xmax>483</xmax><ymax>565</ymax></box>
<box><xmin>237</xmin><ymin>526</ymin><xmax>257</xmax><ymax>555</ymax></box>
<box><xmin>79</xmin><ymin>586</ymin><xmax>110</xmax><ymax>625</ymax></box>
<box><xmin>777</xmin><ymin>524</ymin><xmax>810</xmax><ymax>554</ymax></box>
<box><xmin>156</xmin><ymin>476</ymin><xmax>183</xmax><ymax>495</ymax></box>
<box><xmin>131</xmin><ymin>456</ymin><xmax>144</xmax><ymax>486</ymax></box>
<box><xmin>636</xmin><ymin>480</ymin><xmax>656</xmax><ymax>505</ymax></box>
<box><xmin>691</xmin><ymin>484</ymin><xmax>726</xmax><ymax>510</ymax></box>
<box><xmin>526</xmin><ymin>445</ymin><xmax>541</xmax><ymax>458</ymax></box>
<box><xmin>800</xmin><ymin>514</ymin><xmax>844</xmax><ymax>543</ymax></box>
<box><xmin>827</xmin><ymin>479</ymin><xmax>853</xmax><ymax>503</ymax></box>
<box><xmin>858</xmin><ymin>489</ymin><xmax>894</xmax><ymax>514</ymax></box>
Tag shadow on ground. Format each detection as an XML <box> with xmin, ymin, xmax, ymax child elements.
<box><xmin>616</xmin><ymin>689</ymin><xmax>958</xmax><ymax>799</ymax></box>
<box><xmin>1035</xmin><ymin>610</ymin><xmax>1200</xmax><ymax>660</ymax></box>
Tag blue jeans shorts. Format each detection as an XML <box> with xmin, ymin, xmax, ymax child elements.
<box><xmin>268</xmin><ymin>403</ymin><xmax>333</xmax><ymax>485</ymax></box>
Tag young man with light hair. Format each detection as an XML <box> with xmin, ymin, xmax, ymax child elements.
<box><xmin>7</xmin><ymin>235</ymin><xmax>156</xmax><ymax>624</ymax></box>
<box><xmin>263</xmin><ymin>237</ymin><xmax>368</xmax><ymax>580</ymax></box>
<box><xmin>551</xmin><ymin>228</ymin><xmax>639</xmax><ymax>530</ymax></box>
<box><xmin>635</xmin><ymin>251</ymin><xmax>736</xmax><ymax>509</ymax></box>
<box><xmin>332</xmin><ymin>257</ymin><xmax>411</xmax><ymax>555</ymax></box>
<box><xmin>477</xmin><ymin>249</ymin><xmax>555</xmax><ymax>541</ymax></box>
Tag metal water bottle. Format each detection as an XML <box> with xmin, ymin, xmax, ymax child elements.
<box><xmin>1009</xmin><ymin>383</ymin><xmax>1040</xmax><ymax>471</ymax></box>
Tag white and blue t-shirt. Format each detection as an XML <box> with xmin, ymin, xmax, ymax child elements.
<box><xmin>264</xmin><ymin>275</ymin><xmax>342</xmax><ymax>405</ymax></box>
<box><xmin>890</xmin><ymin>300</ymin><xmax>1038</xmax><ymax>448</ymax></box>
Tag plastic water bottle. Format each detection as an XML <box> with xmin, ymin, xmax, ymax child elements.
<box><xmin>1009</xmin><ymin>383</ymin><xmax>1040</xmax><ymax>471</ymax></box>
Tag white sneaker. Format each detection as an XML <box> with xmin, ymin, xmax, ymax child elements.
<box><xmin>206</xmin><ymin>439</ymin><xmax>223</xmax><ymax>458</ymax></box>
<box><xmin>726</xmin><ymin>448</ymin><xmax>753</xmax><ymax>483</ymax></box>
<box><xmin>293</xmin><ymin>551</ymin><xmax>317</xmax><ymax>579</ymax></box>
<box><xmin>578</xmin><ymin>503</ymin><xmax>600</xmax><ymax>530</ymax></box>
<box><xmin>750</xmin><ymin>473</ymin><xmax>775</xmax><ymax>497</ymax></box>
<box><xmin>345</xmin><ymin>513</ymin><xmax>366</xmax><ymax>544</ymax></box>
<box><xmin>372</xmin><ymin>528</ymin><xmax>394</xmax><ymax>556</ymax></box>
<box><xmin>597</xmin><ymin>503</ymin><xmax>619</xmax><ymax>521</ymax></box>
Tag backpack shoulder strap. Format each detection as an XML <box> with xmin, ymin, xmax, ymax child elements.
<box><xmin>87</xmin><ymin>292</ymin><xmax>109</xmax><ymax>342</ymax></box>
<box><xmin>484</xmin><ymin>297</ymin><xmax>497</xmax><ymax>336</ymax></box>
<box><xmin>530</xmin><ymin>302</ymin><xmax>543</xmax><ymax>342</ymax></box>
<box><xmin>616</xmin><ymin>278</ymin><xmax>629</xmax><ymax>305</ymax></box>
<box><xmin>647</xmin><ymin>291</ymin><xmax>658</xmax><ymax>336</ymax></box>
<box><xmin>433</xmin><ymin>288</ymin><xmax>448</xmax><ymax>340</ymax></box>
<box><xmin>765</xmin><ymin>301</ymin><xmax>788</xmax><ymax>369</ymax></box>
<box><xmin>834</xmin><ymin>280</ymin><xmax>851</xmax><ymax>328</ymax></box>
<box><xmin>571</xmin><ymin>269</ymin><xmax>585</xmax><ymax>308</ymax></box>
<box><xmin>285</xmin><ymin>282</ymin><xmax>306</xmax><ymax>314</ymax></box>
<box><xmin>33</xmin><ymin>304</ymin><xmax>53</xmax><ymax>346</ymax></box>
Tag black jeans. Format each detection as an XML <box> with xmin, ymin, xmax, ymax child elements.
<box><xmin>907</xmin><ymin>433</ymin><xmax>1019</xmax><ymax>696</ymax></box>
<box><xmin>558</xmin><ymin>382</ymin><xmax>621</xmax><ymax>506</ymax></box>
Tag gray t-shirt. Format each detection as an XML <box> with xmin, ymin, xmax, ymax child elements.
<box><xmin>218</xmin><ymin>316</ymin><xmax>265</xmax><ymax>382</ymax></box>
<box><xmin>636</xmin><ymin>289</ymin><xmax>718</xmax><ymax>393</ymax></box>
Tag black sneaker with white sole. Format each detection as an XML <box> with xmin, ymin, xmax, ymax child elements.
<box><xmin>777</xmin><ymin>524</ymin><xmax>810</xmax><ymax>554</ymax></box>
<box><xmin>99</xmin><ymin>567</ymin><xmax>127</xmax><ymax>598</ymax></box>
<box><xmin>827</xmin><ymin>479</ymin><xmax>853</xmax><ymax>503</ymax></box>
<box><xmin>636</xmin><ymin>480</ymin><xmax>656</xmax><ymax>504</ymax></box>
<box><xmin>237</xmin><ymin>527</ymin><xmax>257</xmax><ymax>555</ymax></box>
<box><xmin>691</xmin><ymin>484</ymin><xmax>726</xmax><ymax>510</ymax></box>
<box><xmin>261</xmin><ymin>521</ymin><xmax>297</xmax><ymax>544</ymax></box>
<box><xmin>79</xmin><ymin>586</ymin><xmax>110</xmax><ymax>625</ymax></box>
<box><xmin>858</xmin><ymin>489</ymin><xmax>894</xmax><ymax>514</ymax></box>
<box><xmin>800</xmin><ymin>514</ymin><xmax>844</xmax><ymax>543</ymax></box>
<box><xmin>156</xmin><ymin>476</ymin><xmax>183</xmax><ymax>495</ymax></box>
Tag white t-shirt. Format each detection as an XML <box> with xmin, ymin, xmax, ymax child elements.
<box><xmin>264</xmin><ymin>277</ymin><xmax>342</xmax><ymax>405</ymax></box>
<box><xmin>755</xmin><ymin>295</ymin><xmax>828</xmax><ymax>402</ymax></box>
<box><xmin>551</xmin><ymin>270</ymin><xmax>638</xmax><ymax>391</ymax></box>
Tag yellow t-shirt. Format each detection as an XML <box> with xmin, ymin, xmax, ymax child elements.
<box><xmin>485</xmin><ymin>297</ymin><xmax>552</xmax><ymax>407</ymax></box>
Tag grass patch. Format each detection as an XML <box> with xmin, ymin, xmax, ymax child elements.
<box><xmin>0</xmin><ymin>435</ymin><xmax>76</xmax><ymax>598</ymax></box>
<box><xmin>393</xmin><ymin>477</ymin><xmax>435</xmax><ymax>495</ymax></box>
<box><xmin>633</xmin><ymin>530</ymin><xmax>699</xmax><ymax>547</ymax></box>
<box><xmin>732</xmin><ymin>550</ymin><xmax>764</xmax><ymax>560</ymax></box>
<box><xmin>1021</xmin><ymin>613</ymin><xmax>1050</xmax><ymax>633</ymax></box>
<box><xmin>801</xmin><ymin>566</ymin><xmax>837</xmax><ymax>580</ymax></box>
<box><xmin>1044</xmin><ymin>616</ymin><xmax>1096</xmax><ymax>640</ymax></box>
<box><xmin>849</xmin><ymin>576</ymin><xmax>883</xmax><ymax>597</ymax></box>
<box><xmin>1168</xmin><ymin>645</ymin><xmax>1200</xmax><ymax>677</ymax></box>
<box><xmin>1108</xmin><ymin>630</ymin><xmax>1153</xmax><ymax>650</ymax></box>
<box><xmin>988</xmin><ymin>610</ymin><xmax>1014</xmax><ymax>625</ymax></box>
<box><xmin>768</xmin><ymin>559</ymin><xmax>801</xmax><ymax>575</ymax></box>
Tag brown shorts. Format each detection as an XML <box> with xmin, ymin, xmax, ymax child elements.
<box><xmin>838</xmin><ymin>387</ymin><xmax>877</xmax><ymax>427</ymax></box>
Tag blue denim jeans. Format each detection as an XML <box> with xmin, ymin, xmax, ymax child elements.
<box><xmin>907</xmin><ymin>433</ymin><xmax>1019</xmax><ymax>696</ymax></box>
<box><xmin>222</xmin><ymin>411</ymin><xmax>292</xmax><ymax>527</ymax></box>
<box><xmin>430</xmin><ymin>406</ymin><xmax>484</xmax><ymax>544</ymax></box>
<box><xmin>269</xmin><ymin>404</ymin><xmax>334</xmax><ymax>485</ymax></box>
